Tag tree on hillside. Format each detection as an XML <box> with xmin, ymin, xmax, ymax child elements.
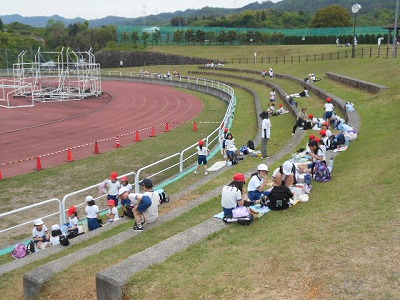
<box><xmin>309</xmin><ymin>5</ymin><xmax>352</xmax><ymax>28</ymax></box>
<box><xmin>0</xmin><ymin>18</ymin><xmax>3</xmax><ymax>31</ymax></box>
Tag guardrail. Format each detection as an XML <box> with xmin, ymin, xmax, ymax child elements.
<box><xmin>0</xmin><ymin>74</ymin><xmax>236</xmax><ymax>253</ymax></box>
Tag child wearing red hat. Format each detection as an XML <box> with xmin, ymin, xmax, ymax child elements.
<box><xmin>324</xmin><ymin>97</ymin><xmax>335</xmax><ymax>125</ymax></box>
<box><xmin>66</xmin><ymin>206</ymin><xmax>79</xmax><ymax>238</ymax></box>
<box><xmin>221</xmin><ymin>173</ymin><xmax>246</xmax><ymax>219</ymax></box>
<box><xmin>106</xmin><ymin>199</ymin><xmax>119</xmax><ymax>223</ymax></box>
<box><xmin>194</xmin><ymin>140</ymin><xmax>210</xmax><ymax>175</ymax></box>
<box><xmin>99</xmin><ymin>171</ymin><xmax>121</xmax><ymax>206</ymax></box>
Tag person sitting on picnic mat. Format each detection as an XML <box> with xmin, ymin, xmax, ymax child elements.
<box><xmin>272</xmin><ymin>160</ymin><xmax>298</xmax><ymax>187</ymax></box>
<box><xmin>221</xmin><ymin>173</ymin><xmax>246</xmax><ymax>219</ymax></box>
<box><xmin>247</xmin><ymin>164</ymin><xmax>271</xmax><ymax>201</ymax></box>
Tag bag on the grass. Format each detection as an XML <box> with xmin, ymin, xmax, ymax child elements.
<box><xmin>314</xmin><ymin>161</ymin><xmax>331</xmax><ymax>183</ymax></box>
<box><xmin>232</xmin><ymin>206</ymin><xmax>249</xmax><ymax>218</ymax></box>
<box><xmin>228</xmin><ymin>152</ymin><xmax>239</xmax><ymax>165</ymax></box>
<box><xmin>267</xmin><ymin>185</ymin><xmax>293</xmax><ymax>210</ymax></box>
<box><xmin>59</xmin><ymin>235</ymin><xmax>70</xmax><ymax>246</ymax></box>
<box><xmin>156</xmin><ymin>188</ymin><xmax>170</xmax><ymax>204</ymax></box>
<box><xmin>247</xmin><ymin>140</ymin><xmax>255</xmax><ymax>150</ymax></box>
<box><xmin>11</xmin><ymin>243</ymin><xmax>27</xmax><ymax>259</ymax></box>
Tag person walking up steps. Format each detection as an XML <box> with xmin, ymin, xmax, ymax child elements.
<box><xmin>194</xmin><ymin>140</ymin><xmax>210</xmax><ymax>175</ymax></box>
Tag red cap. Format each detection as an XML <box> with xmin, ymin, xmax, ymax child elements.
<box><xmin>315</xmin><ymin>137</ymin><xmax>322</xmax><ymax>143</ymax></box>
<box><xmin>279</xmin><ymin>104</ymin><xmax>283</xmax><ymax>108</ymax></box>
<box><xmin>107</xmin><ymin>200</ymin><xmax>115</xmax><ymax>206</ymax></box>
<box><xmin>233</xmin><ymin>173</ymin><xmax>246</xmax><ymax>182</ymax></box>
<box><xmin>224</xmin><ymin>128</ymin><xmax>229</xmax><ymax>133</ymax></box>
<box><xmin>110</xmin><ymin>171</ymin><xmax>118</xmax><ymax>179</ymax></box>
<box><xmin>308</xmin><ymin>114</ymin><xmax>314</xmax><ymax>119</ymax></box>
<box><xmin>322</xmin><ymin>122</ymin><xmax>328</xmax><ymax>126</ymax></box>
<box><xmin>319</xmin><ymin>129</ymin><xmax>327</xmax><ymax>136</ymax></box>
<box><xmin>199</xmin><ymin>140</ymin><xmax>204</xmax><ymax>146</ymax></box>
<box><xmin>67</xmin><ymin>206</ymin><xmax>77</xmax><ymax>216</ymax></box>
<box><xmin>120</xmin><ymin>176</ymin><xmax>128</xmax><ymax>182</ymax></box>
<box><xmin>326</xmin><ymin>97</ymin><xmax>332</xmax><ymax>102</ymax></box>
<box><xmin>309</xmin><ymin>134</ymin><xmax>316</xmax><ymax>140</ymax></box>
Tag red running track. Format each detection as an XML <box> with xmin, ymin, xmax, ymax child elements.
<box><xmin>0</xmin><ymin>80</ymin><xmax>203</xmax><ymax>178</ymax></box>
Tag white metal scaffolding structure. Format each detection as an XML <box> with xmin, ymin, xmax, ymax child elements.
<box><xmin>1</xmin><ymin>48</ymin><xmax>102</xmax><ymax>108</ymax></box>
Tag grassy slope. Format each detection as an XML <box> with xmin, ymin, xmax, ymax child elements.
<box><xmin>0</xmin><ymin>46</ymin><xmax>399</xmax><ymax>299</ymax></box>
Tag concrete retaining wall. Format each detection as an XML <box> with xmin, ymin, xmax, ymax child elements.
<box><xmin>325</xmin><ymin>72</ymin><xmax>388</xmax><ymax>94</ymax></box>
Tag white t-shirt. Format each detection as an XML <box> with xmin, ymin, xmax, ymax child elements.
<box><xmin>85</xmin><ymin>205</ymin><xmax>99</xmax><ymax>218</ymax></box>
<box><xmin>68</xmin><ymin>216</ymin><xmax>79</xmax><ymax>229</ymax></box>
<box><xmin>143</xmin><ymin>191</ymin><xmax>159</xmax><ymax>223</ymax></box>
<box><xmin>262</xmin><ymin>118</ymin><xmax>271</xmax><ymax>139</ymax></box>
<box><xmin>221</xmin><ymin>186</ymin><xmax>242</xmax><ymax>209</ymax></box>
<box><xmin>196</xmin><ymin>145</ymin><xmax>208</xmax><ymax>156</ymax></box>
<box><xmin>225</xmin><ymin>138</ymin><xmax>237</xmax><ymax>151</ymax></box>
<box><xmin>32</xmin><ymin>225</ymin><xmax>48</xmax><ymax>238</ymax></box>
<box><xmin>269</xmin><ymin>90</ymin><xmax>275</xmax><ymax>100</ymax></box>
<box><xmin>248</xmin><ymin>174</ymin><xmax>263</xmax><ymax>192</ymax></box>
<box><xmin>50</xmin><ymin>235</ymin><xmax>60</xmax><ymax>246</ymax></box>
<box><xmin>108</xmin><ymin>206</ymin><xmax>120</xmax><ymax>221</ymax></box>
<box><xmin>100</xmin><ymin>179</ymin><xmax>121</xmax><ymax>196</ymax></box>
<box><xmin>313</xmin><ymin>147</ymin><xmax>326</xmax><ymax>162</ymax></box>
<box><xmin>324</xmin><ymin>103</ymin><xmax>334</xmax><ymax>112</ymax></box>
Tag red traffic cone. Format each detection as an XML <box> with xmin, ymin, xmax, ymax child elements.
<box><xmin>149</xmin><ymin>126</ymin><xmax>156</xmax><ymax>137</ymax></box>
<box><xmin>193</xmin><ymin>122</ymin><xmax>198</xmax><ymax>132</ymax></box>
<box><xmin>66</xmin><ymin>148</ymin><xmax>74</xmax><ymax>162</ymax></box>
<box><xmin>0</xmin><ymin>169</ymin><xmax>3</xmax><ymax>180</ymax></box>
<box><xmin>135</xmin><ymin>131</ymin><xmax>141</xmax><ymax>142</ymax></box>
<box><xmin>36</xmin><ymin>156</ymin><xmax>42</xmax><ymax>171</ymax></box>
<box><xmin>115</xmin><ymin>136</ymin><xmax>121</xmax><ymax>148</ymax></box>
<box><xmin>94</xmin><ymin>141</ymin><xmax>100</xmax><ymax>154</ymax></box>
<box><xmin>165</xmin><ymin>122</ymin><xmax>170</xmax><ymax>132</ymax></box>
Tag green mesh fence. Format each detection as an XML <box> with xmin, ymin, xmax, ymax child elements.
<box><xmin>117</xmin><ymin>25</ymin><xmax>387</xmax><ymax>44</ymax></box>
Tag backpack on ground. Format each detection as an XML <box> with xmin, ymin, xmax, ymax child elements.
<box><xmin>59</xmin><ymin>235</ymin><xmax>70</xmax><ymax>246</ymax></box>
<box><xmin>314</xmin><ymin>161</ymin><xmax>331</xmax><ymax>182</ymax></box>
<box><xmin>11</xmin><ymin>243</ymin><xmax>27</xmax><ymax>259</ymax></box>
<box><xmin>156</xmin><ymin>188</ymin><xmax>170</xmax><ymax>204</ymax></box>
<box><xmin>123</xmin><ymin>204</ymin><xmax>135</xmax><ymax>218</ymax></box>
<box><xmin>27</xmin><ymin>240</ymin><xmax>36</xmax><ymax>254</ymax></box>
<box><xmin>266</xmin><ymin>185</ymin><xmax>293</xmax><ymax>210</ymax></box>
<box><xmin>247</xmin><ymin>140</ymin><xmax>255</xmax><ymax>150</ymax></box>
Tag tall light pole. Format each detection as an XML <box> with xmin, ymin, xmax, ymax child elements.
<box><xmin>393</xmin><ymin>0</ymin><xmax>399</xmax><ymax>58</ymax></box>
<box><xmin>351</xmin><ymin>3</ymin><xmax>361</xmax><ymax>59</ymax></box>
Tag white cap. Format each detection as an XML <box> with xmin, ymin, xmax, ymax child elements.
<box><xmin>282</xmin><ymin>161</ymin><xmax>293</xmax><ymax>175</ymax></box>
<box><xmin>118</xmin><ymin>186</ymin><xmax>130</xmax><ymax>196</ymax></box>
<box><xmin>257</xmin><ymin>164</ymin><xmax>269</xmax><ymax>171</ymax></box>
<box><xmin>85</xmin><ymin>195</ymin><xmax>94</xmax><ymax>202</ymax></box>
<box><xmin>51</xmin><ymin>224</ymin><xmax>61</xmax><ymax>231</ymax></box>
<box><xmin>33</xmin><ymin>218</ymin><xmax>44</xmax><ymax>226</ymax></box>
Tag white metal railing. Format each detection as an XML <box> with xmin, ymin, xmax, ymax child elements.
<box><xmin>0</xmin><ymin>74</ymin><xmax>235</xmax><ymax>252</ymax></box>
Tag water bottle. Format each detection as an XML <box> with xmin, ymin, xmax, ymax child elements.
<box><xmin>304</xmin><ymin>173</ymin><xmax>311</xmax><ymax>186</ymax></box>
<box><xmin>328</xmin><ymin>157</ymin><xmax>334</xmax><ymax>173</ymax></box>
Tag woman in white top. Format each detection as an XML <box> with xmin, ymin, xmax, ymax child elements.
<box><xmin>194</xmin><ymin>140</ymin><xmax>210</xmax><ymax>175</ymax></box>
<box><xmin>221</xmin><ymin>173</ymin><xmax>246</xmax><ymax>218</ymax></box>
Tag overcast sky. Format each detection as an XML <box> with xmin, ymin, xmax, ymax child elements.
<box><xmin>2</xmin><ymin>0</ymin><xmax>280</xmax><ymax>20</ymax></box>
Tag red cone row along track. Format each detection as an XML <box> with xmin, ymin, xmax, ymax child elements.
<box><xmin>0</xmin><ymin>80</ymin><xmax>203</xmax><ymax>178</ymax></box>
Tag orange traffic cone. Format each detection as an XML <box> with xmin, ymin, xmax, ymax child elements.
<box><xmin>165</xmin><ymin>122</ymin><xmax>170</xmax><ymax>132</ymax></box>
<box><xmin>149</xmin><ymin>126</ymin><xmax>156</xmax><ymax>137</ymax></box>
<box><xmin>115</xmin><ymin>136</ymin><xmax>121</xmax><ymax>148</ymax></box>
<box><xmin>66</xmin><ymin>148</ymin><xmax>74</xmax><ymax>162</ymax></box>
<box><xmin>94</xmin><ymin>141</ymin><xmax>100</xmax><ymax>154</ymax></box>
<box><xmin>135</xmin><ymin>131</ymin><xmax>141</xmax><ymax>142</ymax></box>
<box><xmin>193</xmin><ymin>122</ymin><xmax>198</xmax><ymax>132</ymax></box>
<box><xmin>0</xmin><ymin>169</ymin><xmax>3</xmax><ymax>180</ymax></box>
<box><xmin>36</xmin><ymin>156</ymin><xmax>43</xmax><ymax>171</ymax></box>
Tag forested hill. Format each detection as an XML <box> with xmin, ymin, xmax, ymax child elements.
<box><xmin>0</xmin><ymin>0</ymin><xmax>396</xmax><ymax>28</ymax></box>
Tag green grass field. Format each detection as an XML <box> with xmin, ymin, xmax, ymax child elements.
<box><xmin>0</xmin><ymin>45</ymin><xmax>399</xmax><ymax>299</ymax></box>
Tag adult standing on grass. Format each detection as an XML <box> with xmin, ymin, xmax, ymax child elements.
<box><xmin>194</xmin><ymin>140</ymin><xmax>210</xmax><ymax>175</ymax></box>
<box><xmin>260</xmin><ymin>111</ymin><xmax>271</xmax><ymax>159</ymax></box>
